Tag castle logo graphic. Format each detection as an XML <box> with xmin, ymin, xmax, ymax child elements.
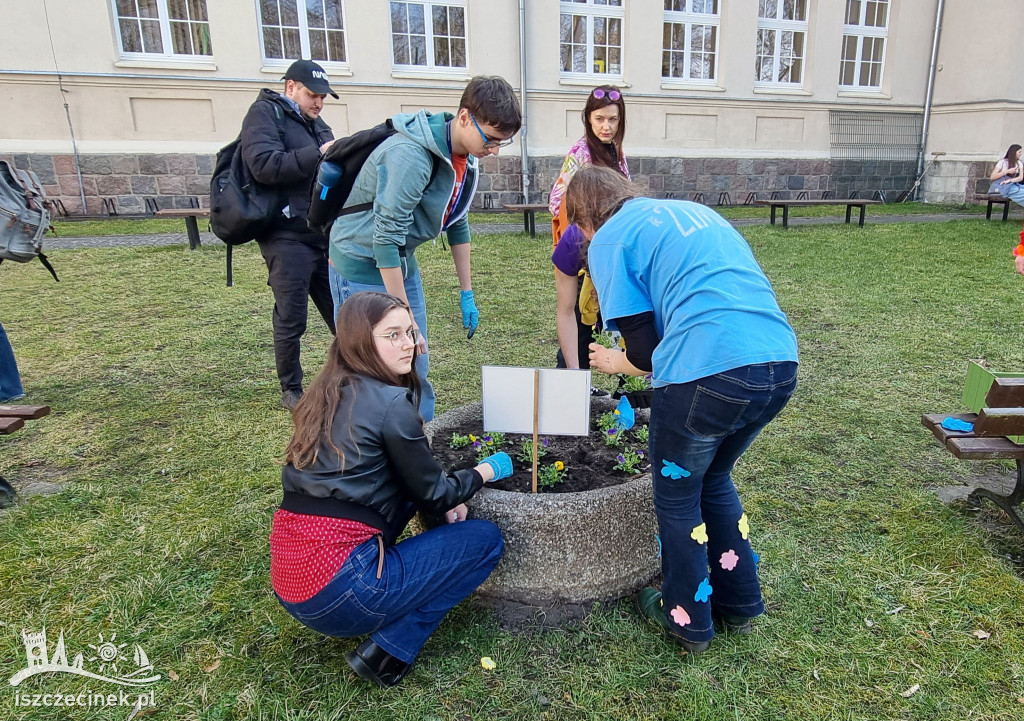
<box><xmin>8</xmin><ymin>628</ymin><xmax>161</xmax><ymax>687</ymax></box>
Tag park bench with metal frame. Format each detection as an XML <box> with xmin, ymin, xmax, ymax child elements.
<box><xmin>0</xmin><ymin>404</ymin><xmax>51</xmax><ymax>507</ymax></box>
<box><xmin>922</xmin><ymin>377</ymin><xmax>1024</xmax><ymax>534</ymax></box>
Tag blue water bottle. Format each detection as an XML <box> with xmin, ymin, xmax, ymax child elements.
<box><xmin>316</xmin><ymin>161</ymin><xmax>343</xmax><ymax>201</ymax></box>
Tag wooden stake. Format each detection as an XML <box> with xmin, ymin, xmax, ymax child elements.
<box><xmin>532</xmin><ymin>369</ymin><xmax>540</xmax><ymax>493</ymax></box>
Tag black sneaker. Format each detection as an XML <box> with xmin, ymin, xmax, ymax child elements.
<box><xmin>346</xmin><ymin>640</ymin><xmax>412</xmax><ymax>687</ymax></box>
<box><xmin>280</xmin><ymin>389</ymin><xmax>303</xmax><ymax>411</ymax></box>
<box><xmin>637</xmin><ymin>587</ymin><xmax>711</xmax><ymax>654</ymax></box>
<box><xmin>590</xmin><ymin>386</ymin><xmax>609</xmax><ymax>397</ymax></box>
<box><xmin>713</xmin><ymin>611</ymin><xmax>753</xmax><ymax>635</ymax></box>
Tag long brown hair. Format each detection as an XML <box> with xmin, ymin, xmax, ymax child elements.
<box><xmin>1004</xmin><ymin>144</ymin><xmax>1022</xmax><ymax>163</ymax></box>
<box><xmin>285</xmin><ymin>292</ymin><xmax>421</xmax><ymax>469</ymax></box>
<box><xmin>565</xmin><ymin>165</ymin><xmax>641</xmax><ymax>238</ymax></box>
<box><xmin>582</xmin><ymin>85</ymin><xmax>627</xmax><ymax>172</ymax></box>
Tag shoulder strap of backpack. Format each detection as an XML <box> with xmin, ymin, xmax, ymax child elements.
<box><xmin>337</xmin><ymin>151</ymin><xmax>441</xmax><ymax>218</ymax></box>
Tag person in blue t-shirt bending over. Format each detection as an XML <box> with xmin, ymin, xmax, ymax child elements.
<box><xmin>564</xmin><ymin>166</ymin><xmax>799</xmax><ymax>654</ymax></box>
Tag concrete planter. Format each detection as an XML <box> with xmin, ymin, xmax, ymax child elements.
<box><xmin>425</xmin><ymin>401</ymin><xmax>660</xmax><ymax>607</ymax></box>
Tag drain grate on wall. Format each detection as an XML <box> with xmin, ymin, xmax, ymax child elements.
<box><xmin>829</xmin><ymin>111</ymin><xmax>922</xmax><ymax>161</ymax></box>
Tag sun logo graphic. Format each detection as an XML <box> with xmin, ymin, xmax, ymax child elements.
<box><xmin>8</xmin><ymin>628</ymin><xmax>160</xmax><ymax>687</ymax></box>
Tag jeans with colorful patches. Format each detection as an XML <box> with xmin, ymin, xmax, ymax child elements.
<box><xmin>650</xmin><ymin>361</ymin><xmax>797</xmax><ymax>643</ymax></box>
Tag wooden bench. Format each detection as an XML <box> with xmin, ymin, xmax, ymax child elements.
<box><xmin>975</xmin><ymin>194</ymin><xmax>1011</xmax><ymax>221</ymax></box>
<box><xmin>0</xmin><ymin>404</ymin><xmax>50</xmax><ymax>507</ymax></box>
<box><xmin>755</xmin><ymin>198</ymin><xmax>883</xmax><ymax>229</ymax></box>
<box><xmin>922</xmin><ymin>377</ymin><xmax>1024</xmax><ymax>534</ymax></box>
<box><xmin>154</xmin><ymin>208</ymin><xmax>210</xmax><ymax>251</ymax></box>
<box><xmin>502</xmin><ymin>203</ymin><xmax>549</xmax><ymax>238</ymax></box>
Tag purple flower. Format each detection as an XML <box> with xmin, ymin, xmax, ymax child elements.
<box><xmin>638</xmin><ymin>451</ymin><xmax>645</xmax><ymax>457</ymax></box>
<box><xmin>472</xmin><ymin>441</ymin><xmax>482</xmax><ymax>448</ymax></box>
<box><xmin>616</xmin><ymin>454</ymin><xmax>625</xmax><ymax>463</ymax></box>
<box><xmin>542</xmin><ymin>438</ymin><xmax>549</xmax><ymax>447</ymax></box>
<box><xmin>607</xmin><ymin>429</ymin><xmax>617</xmax><ymax>436</ymax></box>
<box><xmin>483</xmin><ymin>435</ymin><xmax>492</xmax><ymax>443</ymax></box>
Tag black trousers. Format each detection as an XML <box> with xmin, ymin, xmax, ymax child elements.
<box><xmin>555</xmin><ymin>273</ymin><xmax>600</xmax><ymax>370</ymax></box>
<box><xmin>258</xmin><ymin>238</ymin><xmax>336</xmax><ymax>392</ymax></box>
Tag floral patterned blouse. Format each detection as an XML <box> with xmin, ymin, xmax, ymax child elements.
<box><xmin>548</xmin><ymin>137</ymin><xmax>631</xmax><ymax>216</ymax></box>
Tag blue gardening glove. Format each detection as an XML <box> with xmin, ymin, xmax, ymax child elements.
<box><xmin>460</xmin><ymin>289</ymin><xmax>479</xmax><ymax>339</ymax></box>
<box><xmin>480</xmin><ymin>452</ymin><xmax>513</xmax><ymax>482</ymax></box>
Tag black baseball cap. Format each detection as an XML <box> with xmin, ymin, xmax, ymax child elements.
<box><xmin>282</xmin><ymin>59</ymin><xmax>338</xmax><ymax>99</ymax></box>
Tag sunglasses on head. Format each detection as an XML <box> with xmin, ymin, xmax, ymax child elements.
<box><xmin>592</xmin><ymin>88</ymin><xmax>621</xmax><ymax>101</ymax></box>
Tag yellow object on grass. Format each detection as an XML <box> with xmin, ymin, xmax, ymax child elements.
<box><xmin>480</xmin><ymin>656</ymin><xmax>496</xmax><ymax>670</ymax></box>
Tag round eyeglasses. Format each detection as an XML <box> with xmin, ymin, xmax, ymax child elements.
<box><xmin>592</xmin><ymin>88</ymin><xmax>622</xmax><ymax>101</ymax></box>
<box><xmin>374</xmin><ymin>328</ymin><xmax>419</xmax><ymax>347</ymax></box>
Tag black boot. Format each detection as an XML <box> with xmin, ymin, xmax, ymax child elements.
<box><xmin>345</xmin><ymin>640</ymin><xmax>412</xmax><ymax>687</ymax></box>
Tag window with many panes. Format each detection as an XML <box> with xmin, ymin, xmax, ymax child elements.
<box><xmin>560</xmin><ymin>0</ymin><xmax>624</xmax><ymax>78</ymax></box>
<box><xmin>258</xmin><ymin>0</ymin><xmax>348</xmax><ymax>65</ymax></box>
<box><xmin>113</xmin><ymin>0</ymin><xmax>212</xmax><ymax>57</ymax></box>
<box><xmin>662</xmin><ymin>0</ymin><xmax>719</xmax><ymax>83</ymax></box>
<box><xmin>390</xmin><ymin>1</ymin><xmax>467</xmax><ymax>70</ymax></box>
<box><xmin>840</xmin><ymin>0</ymin><xmax>888</xmax><ymax>88</ymax></box>
<box><xmin>755</xmin><ymin>0</ymin><xmax>807</xmax><ymax>85</ymax></box>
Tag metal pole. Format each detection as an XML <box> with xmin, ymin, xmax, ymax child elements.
<box><xmin>915</xmin><ymin>0</ymin><xmax>945</xmax><ymax>201</ymax></box>
<box><xmin>519</xmin><ymin>0</ymin><xmax>530</xmax><ymax>203</ymax></box>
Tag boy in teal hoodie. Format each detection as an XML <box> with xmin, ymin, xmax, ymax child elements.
<box><xmin>328</xmin><ymin>76</ymin><xmax>522</xmax><ymax>421</ymax></box>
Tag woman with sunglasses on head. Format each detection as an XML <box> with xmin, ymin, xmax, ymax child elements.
<box><xmin>549</xmin><ymin>86</ymin><xmax>630</xmax><ymax>373</ymax></box>
<box><xmin>269</xmin><ymin>291</ymin><xmax>512</xmax><ymax>687</ymax></box>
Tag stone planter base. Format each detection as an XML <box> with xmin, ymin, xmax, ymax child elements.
<box><xmin>425</xmin><ymin>402</ymin><xmax>659</xmax><ymax>608</ymax></box>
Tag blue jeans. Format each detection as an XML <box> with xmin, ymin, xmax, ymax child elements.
<box><xmin>650</xmin><ymin>361</ymin><xmax>797</xmax><ymax>643</ymax></box>
<box><xmin>329</xmin><ymin>264</ymin><xmax>436</xmax><ymax>421</ymax></box>
<box><xmin>277</xmin><ymin>519</ymin><xmax>503</xmax><ymax>664</ymax></box>
<box><xmin>0</xmin><ymin>321</ymin><xmax>24</xmax><ymax>402</ymax></box>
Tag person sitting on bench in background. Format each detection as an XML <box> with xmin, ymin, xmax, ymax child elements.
<box><xmin>989</xmin><ymin>143</ymin><xmax>1024</xmax><ymax>206</ymax></box>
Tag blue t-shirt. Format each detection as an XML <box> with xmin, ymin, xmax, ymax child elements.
<box><xmin>587</xmin><ymin>198</ymin><xmax>798</xmax><ymax>387</ymax></box>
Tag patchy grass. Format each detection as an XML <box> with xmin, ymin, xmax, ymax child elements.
<box><xmin>2</xmin><ymin>218</ymin><xmax>1024</xmax><ymax>720</ymax></box>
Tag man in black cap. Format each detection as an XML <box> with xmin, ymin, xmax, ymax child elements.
<box><xmin>240</xmin><ymin>59</ymin><xmax>338</xmax><ymax>410</ymax></box>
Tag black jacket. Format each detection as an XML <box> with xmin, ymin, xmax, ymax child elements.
<box><xmin>239</xmin><ymin>89</ymin><xmax>334</xmax><ymax>246</ymax></box>
<box><xmin>280</xmin><ymin>374</ymin><xmax>483</xmax><ymax>544</ymax></box>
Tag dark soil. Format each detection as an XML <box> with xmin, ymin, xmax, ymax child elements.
<box><xmin>431</xmin><ymin>409</ymin><xmax>650</xmax><ymax>493</ymax></box>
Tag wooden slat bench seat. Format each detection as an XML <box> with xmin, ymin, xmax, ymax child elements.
<box><xmin>154</xmin><ymin>208</ymin><xmax>210</xmax><ymax>250</ymax></box>
<box><xmin>755</xmin><ymin>198</ymin><xmax>883</xmax><ymax>229</ymax></box>
<box><xmin>0</xmin><ymin>404</ymin><xmax>51</xmax><ymax>507</ymax></box>
<box><xmin>974</xmin><ymin>194</ymin><xmax>1011</xmax><ymax>221</ymax></box>
<box><xmin>922</xmin><ymin>377</ymin><xmax>1024</xmax><ymax>533</ymax></box>
<box><xmin>502</xmin><ymin>203</ymin><xmax>549</xmax><ymax>238</ymax></box>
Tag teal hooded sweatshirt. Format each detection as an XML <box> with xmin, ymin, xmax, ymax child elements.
<box><xmin>328</xmin><ymin>111</ymin><xmax>478</xmax><ymax>284</ymax></box>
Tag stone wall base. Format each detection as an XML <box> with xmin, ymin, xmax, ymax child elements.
<box><xmin>1</xmin><ymin>151</ymin><xmax>934</xmax><ymax>217</ymax></box>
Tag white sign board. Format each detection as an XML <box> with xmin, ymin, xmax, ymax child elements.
<box><xmin>481</xmin><ymin>366</ymin><xmax>592</xmax><ymax>436</ymax></box>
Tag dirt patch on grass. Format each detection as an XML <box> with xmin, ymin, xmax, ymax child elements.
<box><xmin>1</xmin><ymin>462</ymin><xmax>70</xmax><ymax>501</ymax></box>
<box><xmin>431</xmin><ymin>409</ymin><xmax>650</xmax><ymax>494</ymax></box>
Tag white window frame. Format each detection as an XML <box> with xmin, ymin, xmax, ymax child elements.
<box><xmin>754</xmin><ymin>0</ymin><xmax>808</xmax><ymax>87</ymax></box>
<box><xmin>388</xmin><ymin>1</ymin><xmax>468</xmax><ymax>76</ymax></box>
<box><xmin>662</xmin><ymin>0</ymin><xmax>720</xmax><ymax>85</ymax></box>
<box><xmin>839</xmin><ymin>0</ymin><xmax>888</xmax><ymax>89</ymax></box>
<box><xmin>559</xmin><ymin>0</ymin><xmax>625</xmax><ymax>82</ymax></box>
<box><xmin>256</xmin><ymin>0</ymin><xmax>350</xmax><ymax>72</ymax></box>
<box><xmin>111</xmin><ymin>0</ymin><xmax>213</xmax><ymax>61</ymax></box>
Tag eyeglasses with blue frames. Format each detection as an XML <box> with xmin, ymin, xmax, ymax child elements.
<box><xmin>374</xmin><ymin>328</ymin><xmax>419</xmax><ymax>347</ymax></box>
<box><xmin>470</xmin><ymin>114</ymin><xmax>515</xmax><ymax>149</ymax></box>
<box><xmin>592</xmin><ymin>88</ymin><xmax>622</xmax><ymax>101</ymax></box>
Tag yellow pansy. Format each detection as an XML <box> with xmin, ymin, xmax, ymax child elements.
<box><xmin>554</xmin><ymin>461</ymin><xmax>565</xmax><ymax>471</ymax></box>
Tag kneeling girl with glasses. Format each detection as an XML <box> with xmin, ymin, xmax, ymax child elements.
<box><xmin>269</xmin><ymin>291</ymin><xmax>512</xmax><ymax>687</ymax></box>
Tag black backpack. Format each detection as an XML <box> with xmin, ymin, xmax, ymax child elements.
<box><xmin>209</xmin><ymin>104</ymin><xmax>284</xmax><ymax>286</ymax></box>
<box><xmin>307</xmin><ymin>119</ymin><xmax>439</xmax><ymax>237</ymax></box>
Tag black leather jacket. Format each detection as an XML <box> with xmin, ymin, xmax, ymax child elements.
<box><xmin>280</xmin><ymin>374</ymin><xmax>483</xmax><ymax>544</ymax></box>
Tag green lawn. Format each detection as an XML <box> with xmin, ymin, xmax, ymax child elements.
<box><xmin>2</xmin><ymin>218</ymin><xmax>1024</xmax><ymax>720</ymax></box>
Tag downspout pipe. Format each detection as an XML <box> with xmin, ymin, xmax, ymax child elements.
<box><xmin>519</xmin><ymin>0</ymin><xmax>530</xmax><ymax>203</ymax></box>
<box><xmin>915</xmin><ymin>0</ymin><xmax>945</xmax><ymax>201</ymax></box>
